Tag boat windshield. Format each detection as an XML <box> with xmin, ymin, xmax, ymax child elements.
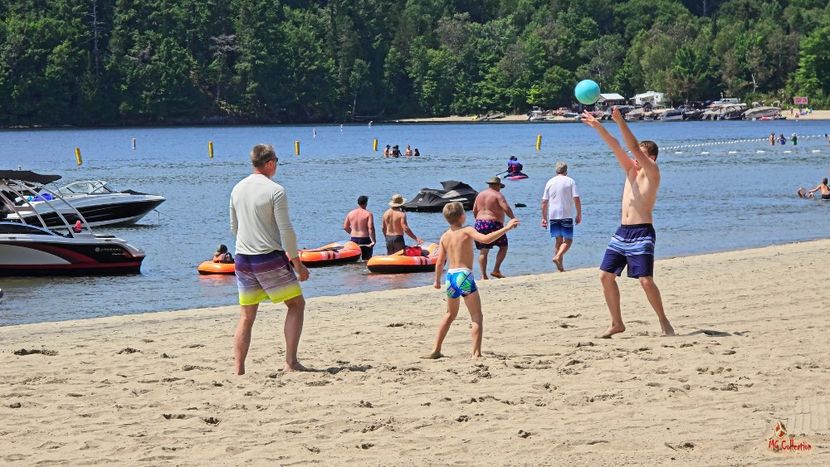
<box><xmin>60</xmin><ymin>181</ymin><xmax>115</xmax><ymax>195</ymax></box>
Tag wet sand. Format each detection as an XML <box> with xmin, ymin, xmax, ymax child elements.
<box><xmin>1</xmin><ymin>240</ymin><xmax>829</xmax><ymax>464</ymax></box>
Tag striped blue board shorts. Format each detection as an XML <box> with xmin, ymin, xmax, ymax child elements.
<box><xmin>599</xmin><ymin>224</ymin><xmax>656</xmax><ymax>278</ymax></box>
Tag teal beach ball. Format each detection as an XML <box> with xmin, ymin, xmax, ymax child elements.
<box><xmin>574</xmin><ymin>80</ymin><xmax>601</xmax><ymax>105</ymax></box>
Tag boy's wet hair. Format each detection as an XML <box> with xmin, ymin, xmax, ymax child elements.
<box><xmin>823</xmin><ymin>177</ymin><xmax>828</xmax><ymax>185</ymax></box>
<box><xmin>357</xmin><ymin>195</ymin><xmax>368</xmax><ymax>206</ymax></box>
<box><xmin>640</xmin><ymin>140</ymin><xmax>659</xmax><ymax>159</ymax></box>
<box><xmin>442</xmin><ymin>202</ymin><xmax>464</xmax><ymax>224</ymax></box>
<box><xmin>216</xmin><ymin>244</ymin><xmax>228</xmax><ymax>253</ymax></box>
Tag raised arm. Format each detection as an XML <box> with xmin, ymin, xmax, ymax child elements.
<box><xmin>582</xmin><ymin>110</ymin><xmax>634</xmax><ymax>173</ymax></box>
<box><xmin>611</xmin><ymin>107</ymin><xmax>658</xmax><ymax>177</ymax></box>
<box><xmin>465</xmin><ymin>218</ymin><xmax>519</xmax><ymax>244</ymax></box>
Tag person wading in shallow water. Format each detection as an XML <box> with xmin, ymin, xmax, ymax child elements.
<box><xmin>472</xmin><ymin>176</ymin><xmax>516</xmax><ymax>280</ymax></box>
<box><xmin>582</xmin><ymin>107</ymin><xmax>675</xmax><ymax>338</ymax></box>
<box><xmin>230</xmin><ymin>144</ymin><xmax>310</xmax><ymax>375</ymax></box>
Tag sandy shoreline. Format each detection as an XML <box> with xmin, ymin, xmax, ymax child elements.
<box><xmin>395</xmin><ymin>109</ymin><xmax>830</xmax><ymax>123</ymax></box>
<box><xmin>2</xmin><ymin>240</ymin><xmax>829</xmax><ymax>464</ymax></box>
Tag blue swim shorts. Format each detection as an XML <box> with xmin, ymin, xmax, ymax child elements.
<box><xmin>599</xmin><ymin>224</ymin><xmax>656</xmax><ymax>278</ymax></box>
<box><xmin>445</xmin><ymin>268</ymin><xmax>478</xmax><ymax>299</ymax></box>
<box><xmin>549</xmin><ymin>218</ymin><xmax>574</xmax><ymax>239</ymax></box>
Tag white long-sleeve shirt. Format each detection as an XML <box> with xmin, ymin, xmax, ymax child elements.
<box><xmin>230</xmin><ymin>174</ymin><xmax>299</xmax><ymax>259</ymax></box>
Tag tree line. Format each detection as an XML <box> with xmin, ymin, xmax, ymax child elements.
<box><xmin>1</xmin><ymin>0</ymin><xmax>829</xmax><ymax>126</ymax></box>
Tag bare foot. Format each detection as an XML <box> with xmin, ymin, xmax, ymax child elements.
<box><xmin>599</xmin><ymin>324</ymin><xmax>625</xmax><ymax>338</ymax></box>
<box><xmin>471</xmin><ymin>352</ymin><xmax>482</xmax><ymax>359</ymax></box>
<box><xmin>552</xmin><ymin>257</ymin><xmax>564</xmax><ymax>272</ymax></box>
<box><xmin>661</xmin><ymin>323</ymin><xmax>676</xmax><ymax>337</ymax></box>
<box><xmin>283</xmin><ymin>361</ymin><xmax>308</xmax><ymax>372</ymax></box>
<box><xmin>491</xmin><ymin>271</ymin><xmax>505</xmax><ymax>279</ymax></box>
<box><xmin>422</xmin><ymin>351</ymin><xmax>444</xmax><ymax>359</ymax></box>
<box><xmin>480</xmin><ymin>275</ymin><xmax>489</xmax><ymax>280</ymax></box>
<box><xmin>235</xmin><ymin>368</ymin><xmax>245</xmax><ymax>376</ymax></box>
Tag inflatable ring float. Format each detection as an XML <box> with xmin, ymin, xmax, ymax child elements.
<box><xmin>367</xmin><ymin>243</ymin><xmax>439</xmax><ymax>273</ymax></box>
<box><xmin>197</xmin><ymin>261</ymin><xmax>235</xmax><ymax>275</ymax></box>
<box><xmin>300</xmin><ymin>241</ymin><xmax>362</xmax><ymax>267</ymax></box>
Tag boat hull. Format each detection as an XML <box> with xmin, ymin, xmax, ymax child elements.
<box><xmin>0</xmin><ymin>238</ymin><xmax>144</xmax><ymax>276</ymax></box>
<box><xmin>10</xmin><ymin>198</ymin><xmax>165</xmax><ymax>227</ymax></box>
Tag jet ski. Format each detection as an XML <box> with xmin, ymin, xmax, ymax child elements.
<box><xmin>402</xmin><ymin>180</ymin><xmax>478</xmax><ymax>212</ymax></box>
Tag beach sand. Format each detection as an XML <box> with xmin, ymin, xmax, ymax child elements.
<box><xmin>2</xmin><ymin>240</ymin><xmax>829</xmax><ymax>464</ymax></box>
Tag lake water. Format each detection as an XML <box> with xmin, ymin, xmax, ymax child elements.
<box><xmin>1</xmin><ymin>120</ymin><xmax>828</xmax><ymax>325</ymax></box>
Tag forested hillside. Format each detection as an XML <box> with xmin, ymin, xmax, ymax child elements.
<box><xmin>1</xmin><ymin>0</ymin><xmax>829</xmax><ymax>125</ymax></box>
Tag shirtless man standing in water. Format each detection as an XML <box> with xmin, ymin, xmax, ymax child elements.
<box><xmin>583</xmin><ymin>107</ymin><xmax>675</xmax><ymax>338</ymax></box>
<box><xmin>382</xmin><ymin>194</ymin><xmax>423</xmax><ymax>254</ymax></box>
<box><xmin>472</xmin><ymin>177</ymin><xmax>516</xmax><ymax>279</ymax></box>
<box><xmin>343</xmin><ymin>195</ymin><xmax>376</xmax><ymax>260</ymax></box>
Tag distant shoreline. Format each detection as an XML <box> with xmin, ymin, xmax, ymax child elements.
<box><xmin>394</xmin><ymin>110</ymin><xmax>830</xmax><ymax>124</ymax></box>
<box><xmin>1</xmin><ymin>110</ymin><xmax>828</xmax><ymax>130</ymax></box>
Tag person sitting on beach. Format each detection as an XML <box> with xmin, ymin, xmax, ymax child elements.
<box><xmin>803</xmin><ymin>178</ymin><xmax>830</xmax><ymax>200</ymax></box>
<box><xmin>343</xmin><ymin>195</ymin><xmax>376</xmax><ymax>260</ymax></box>
<box><xmin>425</xmin><ymin>202</ymin><xmax>519</xmax><ymax>359</ymax></box>
<box><xmin>582</xmin><ymin>107</ymin><xmax>675</xmax><ymax>338</ymax></box>
<box><xmin>213</xmin><ymin>244</ymin><xmax>234</xmax><ymax>263</ymax></box>
<box><xmin>382</xmin><ymin>194</ymin><xmax>422</xmax><ymax>254</ymax></box>
<box><xmin>405</xmin><ymin>145</ymin><xmax>413</xmax><ymax>157</ymax></box>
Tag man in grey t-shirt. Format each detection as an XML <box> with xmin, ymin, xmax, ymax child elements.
<box><xmin>230</xmin><ymin>144</ymin><xmax>310</xmax><ymax>375</ymax></box>
<box><xmin>541</xmin><ymin>161</ymin><xmax>581</xmax><ymax>272</ymax></box>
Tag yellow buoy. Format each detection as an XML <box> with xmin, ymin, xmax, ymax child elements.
<box><xmin>373</xmin><ymin>138</ymin><xmax>378</xmax><ymax>151</ymax></box>
<box><xmin>74</xmin><ymin>147</ymin><xmax>83</xmax><ymax>166</ymax></box>
<box><xmin>208</xmin><ymin>141</ymin><xmax>214</xmax><ymax>159</ymax></box>
<box><xmin>294</xmin><ymin>140</ymin><xmax>300</xmax><ymax>155</ymax></box>
<box><xmin>535</xmin><ymin>134</ymin><xmax>542</xmax><ymax>151</ymax></box>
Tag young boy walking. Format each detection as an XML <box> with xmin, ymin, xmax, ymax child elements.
<box><xmin>426</xmin><ymin>202</ymin><xmax>519</xmax><ymax>359</ymax></box>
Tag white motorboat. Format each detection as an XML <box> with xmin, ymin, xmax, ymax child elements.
<box><xmin>5</xmin><ymin>179</ymin><xmax>165</xmax><ymax>227</ymax></box>
<box><xmin>0</xmin><ymin>171</ymin><xmax>145</xmax><ymax>276</ymax></box>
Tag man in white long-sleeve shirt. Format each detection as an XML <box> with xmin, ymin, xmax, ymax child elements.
<box><xmin>230</xmin><ymin>144</ymin><xmax>310</xmax><ymax>375</ymax></box>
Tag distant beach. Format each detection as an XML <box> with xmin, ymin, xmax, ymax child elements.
<box><xmin>2</xmin><ymin>240</ymin><xmax>828</xmax><ymax>464</ymax></box>
<box><xmin>395</xmin><ymin>109</ymin><xmax>830</xmax><ymax>123</ymax></box>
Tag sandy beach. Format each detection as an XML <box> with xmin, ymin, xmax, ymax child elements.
<box><xmin>395</xmin><ymin>109</ymin><xmax>830</xmax><ymax>123</ymax></box>
<box><xmin>2</xmin><ymin>240</ymin><xmax>829</xmax><ymax>464</ymax></box>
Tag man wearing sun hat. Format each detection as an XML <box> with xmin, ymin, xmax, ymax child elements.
<box><xmin>472</xmin><ymin>176</ymin><xmax>516</xmax><ymax>279</ymax></box>
<box><xmin>381</xmin><ymin>193</ymin><xmax>423</xmax><ymax>254</ymax></box>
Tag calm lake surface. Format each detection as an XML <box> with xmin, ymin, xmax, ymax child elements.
<box><xmin>1</xmin><ymin>120</ymin><xmax>828</xmax><ymax>325</ymax></box>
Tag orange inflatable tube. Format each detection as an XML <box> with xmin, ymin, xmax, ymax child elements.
<box><xmin>299</xmin><ymin>241</ymin><xmax>362</xmax><ymax>267</ymax></box>
<box><xmin>197</xmin><ymin>260</ymin><xmax>235</xmax><ymax>275</ymax></box>
<box><xmin>367</xmin><ymin>243</ymin><xmax>439</xmax><ymax>273</ymax></box>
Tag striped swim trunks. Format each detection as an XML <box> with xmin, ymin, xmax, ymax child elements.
<box><xmin>235</xmin><ymin>250</ymin><xmax>302</xmax><ymax>305</ymax></box>
<box><xmin>599</xmin><ymin>224</ymin><xmax>656</xmax><ymax>278</ymax></box>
